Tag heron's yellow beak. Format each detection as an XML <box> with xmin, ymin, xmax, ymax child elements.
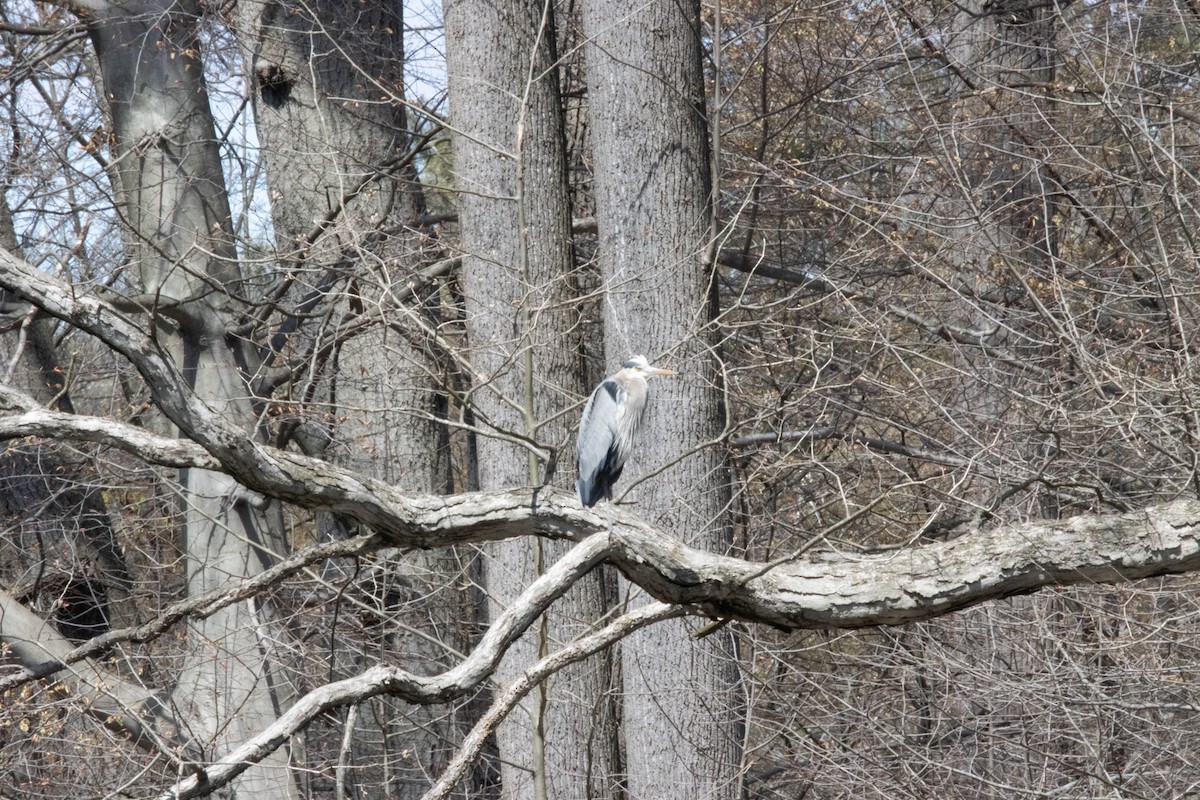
<box><xmin>649</xmin><ymin>367</ymin><xmax>675</xmax><ymax>376</ymax></box>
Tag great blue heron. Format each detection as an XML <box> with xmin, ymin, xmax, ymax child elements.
<box><xmin>576</xmin><ymin>355</ymin><xmax>674</xmax><ymax>507</ymax></box>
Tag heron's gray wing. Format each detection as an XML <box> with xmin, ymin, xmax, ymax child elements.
<box><xmin>576</xmin><ymin>378</ymin><xmax>624</xmax><ymax>486</ymax></box>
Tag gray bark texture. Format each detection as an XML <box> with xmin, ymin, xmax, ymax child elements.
<box><xmin>4</xmin><ymin>245</ymin><xmax>1200</xmax><ymax>791</ymax></box>
<box><xmin>443</xmin><ymin>0</ymin><xmax>618</xmax><ymax>795</ymax></box>
<box><xmin>581</xmin><ymin>0</ymin><xmax>743</xmax><ymax>796</ymax></box>
<box><xmin>234</xmin><ymin>2</ymin><xmax>469</xmax><ymax>795</ymax></box>
<box><xmin>84</xmin><ymin>1</ymin><xmax>296</xmax><ymax>796</ymax></box>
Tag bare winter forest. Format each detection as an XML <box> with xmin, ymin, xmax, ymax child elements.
<box><xmin>3</xmin><ymin>0</ymin><xmax>1200</xmax><ymax>798</ymax></box>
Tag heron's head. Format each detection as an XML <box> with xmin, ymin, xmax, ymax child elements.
<box><xmin>622</xmin><ymin>355</ymin><xmax>675</xmax><ymax>377</ymax></box>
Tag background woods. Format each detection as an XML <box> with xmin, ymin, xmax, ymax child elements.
<box><xmin>3</xmin><ymin>1</ymin><xmax>1200</xmax><ymax>798</ymax></box>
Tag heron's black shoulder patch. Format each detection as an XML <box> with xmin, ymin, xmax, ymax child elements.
<box><xmin>601</xmin><ymin>379</ymin><xmax>620</xmax><ymax>402</ymax></box>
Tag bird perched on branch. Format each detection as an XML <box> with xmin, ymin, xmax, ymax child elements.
<box><xmin>576</xmin><ymin>355</ymin><xmax>674</xmax><ymax>507</ymax></box>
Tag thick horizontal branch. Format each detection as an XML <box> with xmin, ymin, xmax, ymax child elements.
<box><xmin>287</xmin><ymin>490</ymin><xmax>1200</xmax><ymax>631</ymax></box>
<box><xmin>5</xmin><ymin>245</ymin><xmax>1200</xmax><ymax>664</ymax></box>
<box><xmin>609</xmin><ymin>498</ymin><xmax>1200</xmax><ymax>627</ymax></box>
<box><xmin>152</xmin><ymin>496</ymin><xmax>1200</xmax><ymax>797</ymax></box>
<box><xmin>2</xmin><ymin>358</ymin><xmax>1200</xmax><ymax>630</ymax></box>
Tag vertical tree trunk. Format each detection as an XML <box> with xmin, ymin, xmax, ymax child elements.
<box><xmin>582</xmin><ymin>0</ymin><xmax>743</xmax><ymax>797</ymax></box>
<box><xmin>85</xmin><ymin>2</ymin><xmax>296</xmax><ymax>796</ymax></box>
<box><xmin>234</xmin><ymin>2</ymin><xmax>467</xmax><ymax>796</ymax></box>
<box><xmin>444</xmin><ymin>0</ymin><xmax>618</xmax><ymax>796</ymax></box>
<box><xmin>940</xmin><ymin>1</ymin><xmax>1061</xmax><ymax>310</ymax></box>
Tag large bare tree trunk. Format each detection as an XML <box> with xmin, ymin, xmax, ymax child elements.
<box><xmin>444</xmin><ymin>0</ymin><xmax>618</xmax><ymax>796</ymax></box>
<box><xmin>234</xmin><ymin>2</ymin><xmax>470</xmax><ymax>796</ymax></box>
<box><xmin>85</xmin><ymin>2</ymin><xmax>296</xmax><ymax>796</ymax></box>
<box><xmin>582</xmin><ymin>0</ymin><xmax>743</xmax><ymax>797</ymax></box>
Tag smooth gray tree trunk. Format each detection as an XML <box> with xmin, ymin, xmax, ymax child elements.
<box><xmin>86</xmin><ymin>2</ymin><xmax>297</xmax><ymax>796</ymax></box>
<box><xmin>582</xmin><ymin>0</ymin><xmax>744</xmax><ymax>797</ymax></box>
